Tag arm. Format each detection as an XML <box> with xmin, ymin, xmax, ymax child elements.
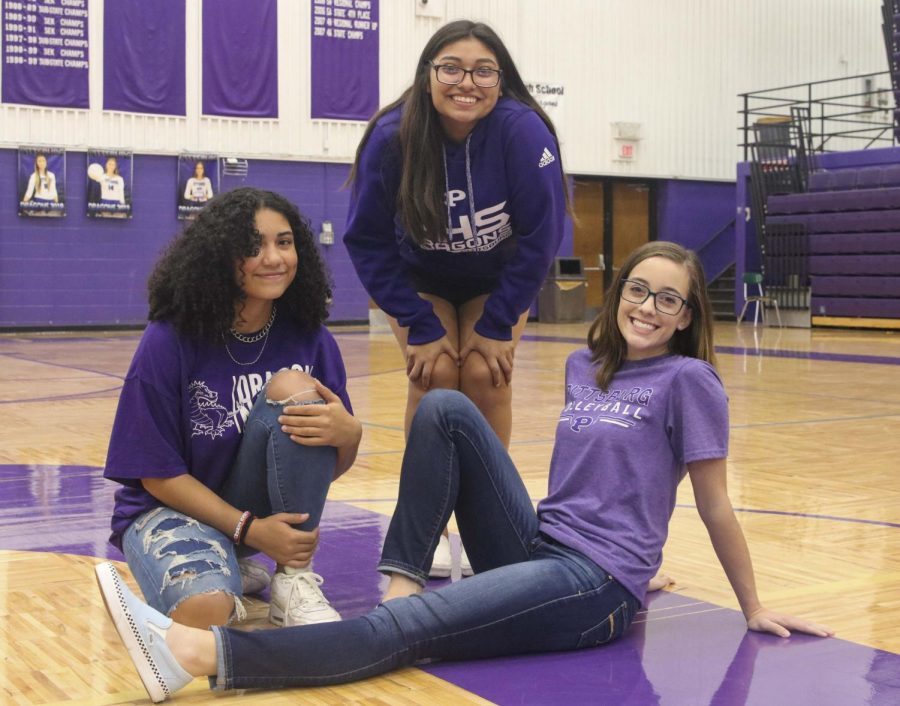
<box><xmin>474</xmin><ymin>110</ymin><xmax>567</xmax><ymax>342</ymax></box>
<box><xmin>23</xmin><ymin>173</ymin><xmax>36</xmax><ymax>201</ymax></box>
<box><xmin>142</xmin><ymin>474</ymin><xmax>318</xmax><ymax>568</ymax></box>
<box><xmin>183</xmin><ymin>179</ymin><xmax>194</xmax><ymax>200</ymax></box>
<box><xmin>204</xmin><ymin>178</ymin><xmax>213</xmax><ymax>200</ymax></box>
<box><xmin>689</xmin><ymin>457</ymin><xmax>833</xmax><ymax>637</ymax></box>
<box><xmin>276</xmin><ymin>379</ymin><xmax>362</xmax><ymax>479</ymax></box>
<box><xmin>47</xmin><ymin>172</ymin><xmax>59</xmax><ymax>201</ymax></box>
<box><xmin>344</xmin><ymin>122</ymin><xmax>446</xmax><ymax>346</ymax></box>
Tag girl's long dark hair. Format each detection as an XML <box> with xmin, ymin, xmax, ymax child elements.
<box><xmin>148</xmin><ymin>187</ymin><xmax>331</xmax><ymax>341</ymax></box>
<box><xmin>587</xmin><ymin>241</ymin><xmax>716</xmax><ymax>391</ymax></box>
<box><xmin>348</xmin><ymin>19</ymin><xmax>571</xmax><ymax>244</ymax></box>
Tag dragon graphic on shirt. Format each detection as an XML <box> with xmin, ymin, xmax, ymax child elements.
<box><xmin>189</xmin><ymin>380</ymin><xmax>234</xmax><ymax>439</ymax></box>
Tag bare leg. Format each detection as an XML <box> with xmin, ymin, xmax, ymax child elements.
<box><xmin>381</xmin><ymin>574</ymin><xmax>424</xmax><ymax>602</ymax></box>
<box><xmin>457</xmin><ymin>297</ymin><xmax>530</xmax><ymax>448</ymax></box>
<box><xmin>170</xmin><ymin>592</ymin><xmax>236</xmax><ymax>629</ymax></box>
<box><xmin>167</xmin><ymin>621</ymin><xmax>218</xmax><ymax>676</ymax></box>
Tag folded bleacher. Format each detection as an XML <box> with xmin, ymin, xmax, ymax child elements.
<box><xmin>764</xmin><ymin>164</ymin><xmax>900</xmax><ymax>320</ymax></box>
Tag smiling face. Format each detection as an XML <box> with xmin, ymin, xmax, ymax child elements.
<box><xmin>35</xmin><ymin>155</ymin><xmax>47</xmax><ymax>173</ymax></box>
<box><xmin>428</xmin><ymin>37</ymin><xmax>502</xmax><ymax>142</ymax></box>
<box><xmin>105</xmin><ymin>157</ymin><xmax>118</xmax><ymax>175</ymax></box>
<box><xmin>194</xmin><ymin>162</ymin><xmax>205</xmax><ymax>178</ymax></box>
<box><xmin>616</xmin><ymin>256</ymin><xmax>693</xmax><ymax>361</ymax></box>
<box><xmin>235</xmin><ymin>208</ymin><xmax>298</xmax><ymax>319</ymax></box>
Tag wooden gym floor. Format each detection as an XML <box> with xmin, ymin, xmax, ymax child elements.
<box><xmin>1</xmin><ymin>320</ymin><xmax>899</xmax><ymax>705</ymax></box>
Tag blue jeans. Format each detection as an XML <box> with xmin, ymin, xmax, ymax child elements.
<box><xmin>211</xmin><ymin>390</ymin><xmax>638</xmax><ymax>689</ymax></box>
<box><xmin>123</xmin><ymin>391</ymin><xmax>335</xmax><ymax>616</ymax></box>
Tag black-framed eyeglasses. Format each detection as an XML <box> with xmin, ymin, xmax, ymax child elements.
<box><xmin>620</xmin><ymin>280</ymin><xmax>690</xmax><ymax>316</ymax></box>
<box><xmin>427</xmin><ymin>61</ymin><xmax>503</xmax><ymax>88</ymax></box>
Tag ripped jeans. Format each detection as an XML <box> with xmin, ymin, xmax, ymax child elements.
<box><xmin>122</xmin><ymin>388</ymin><xmax>335</xmax><ymax>617</ymax></box>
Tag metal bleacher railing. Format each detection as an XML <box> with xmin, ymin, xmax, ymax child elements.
<box><xmin>739</xmin><ymin>71</ymin><xmax>895</xmax><ymax>163</ymax></box>
<box><xmin>739</xmin><ymin>72</ymin><xmax>898</xmax><ymax>324</ymax></box>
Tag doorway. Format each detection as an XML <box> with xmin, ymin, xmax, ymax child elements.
<box><xmin>572</xmin><ymin>177</ymin><xmax>654</xmax><ymax>317</ymax></box>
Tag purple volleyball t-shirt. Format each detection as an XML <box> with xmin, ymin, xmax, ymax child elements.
<box><xmin>104</xmin><ymin>315</ymin><xmax>352</xmax><ymax>551</ymax></box>
<box><xmin>537</xmin><ymin>349</ymin><xmax>729</xmax><ymax>606</ymax></box>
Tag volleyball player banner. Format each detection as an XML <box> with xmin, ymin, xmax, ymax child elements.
<box><xmin>310</xmin><ymin>0</ymin><xmax>379</xmax><ymax>120</ymax></box>
<box><xmin>17</xmin><ymin>146</ymin><xmax>65</xmax><ymax>218</ymax></box>
<box><xmin>1</xmin><ymin>0</ymin><xmax>89</xmax><ymax>108</ymax></box>
<box><xmin>86</xmin><ymin>150</ymin><xmax>133</xmax><ymax>219</ymax></box>
<box><xmin>103</xmin><ymin>0</ymin><xmax>186</xmax><ymax>115</ymax></box>
<box><xmin>201</xmin><ymin>0</ymin><xmax>278</xmax><ymax>118</ymax></box>
<box><xmin>177</xmin><ymin>154</ymin><xmax>218</xmax><ymax>220</ymax></box>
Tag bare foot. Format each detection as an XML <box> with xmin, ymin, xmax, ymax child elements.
<box><xmin>381</xmin><ymin>574</ymin><xmax>423</xmax><ymax>602</ymax></box>
<box><xmin>647</xmin><ymin>572</ymin><xmax>674</xmax><ymax>592</ymax></box>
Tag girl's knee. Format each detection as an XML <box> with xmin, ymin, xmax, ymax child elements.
<box><xmin>170</xmin><ymin>590</ymin><xmax>237</xmax><ymax>629</ymax></box>
<box><xmin>426</xmin><ymin>354</ymin><xmax>460</xmax><ymax>390</ymax></box>
<box><xmin>459</xmin><ymin>353</ymin><xmax>495</xmax><ymax>392</ymax></box>
<box><xmin>266</xmin><ymin>368</ymin><xmax>321</xmax><ymax>405</ymax></box>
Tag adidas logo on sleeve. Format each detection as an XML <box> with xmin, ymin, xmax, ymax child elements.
<box><xmin>538</xmin><ymin>147</ymin><xmax>556</xmax><ymax>168</ymax></box>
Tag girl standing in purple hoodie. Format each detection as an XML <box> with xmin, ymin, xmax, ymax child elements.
<box><xmin>345</xmin><ymin>19</ymin><xmax>570</xmax><ymax>574</ymax></box>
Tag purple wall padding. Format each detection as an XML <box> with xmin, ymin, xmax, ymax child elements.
<box><xmin>0</xmin><ymin>149</ymin><xmax>365</xmax><ymax>328</ymax></box>
<box><xmin>811</xmin><ymin>297</ymin><xmax>900</xmax><ymax>318</ymax></box>
<box><xmin>655</xmin><ymin>179</ymin><xmax>736</xmax><ymax>280</ymax></box>
<box><xmin>809</xmin><ymin>254</ymin><xmax>900</xmax><ymax>275</ymax></box>
<box><xmin>768</xmin><ymin>210</ymin><xmax>900</xmax><ymax>233</ymax></box>
<box><xmin>809</xmin><ymin>233</ymin><xmax>900</xmax><ymax>254</ymax></box>
<box><xmin>811</xmin><ymin>276</ymin><xmax>900</xmax><ymax>296</ymax></box>
<box><xmin>768</xmin><ymin>188</ymin><xmax>900</xmax><ymax>214</ymax></box>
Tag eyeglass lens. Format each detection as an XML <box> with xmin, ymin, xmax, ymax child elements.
<box><xmin>433</xmin><ymin>64</ymin><xmax>501</xmax><ymax>88</ymax></box>
<box><xmin>621</xmin><ymin>281</ymin><xmax>685</xmax><ymax>315</ymax></box>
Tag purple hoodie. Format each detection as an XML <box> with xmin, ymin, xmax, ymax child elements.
<box><xmin>345</xmin><ymin>97</ymin><xmax>567</xmax><ymax>344</ymax></box>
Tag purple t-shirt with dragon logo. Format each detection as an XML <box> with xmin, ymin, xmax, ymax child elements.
<box><xmin>104</xmin><ymin>315</ymin><xmax>351</xmax><ymax>550</ymax></box>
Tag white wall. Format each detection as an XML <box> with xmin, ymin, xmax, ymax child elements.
<box><xmin>0</xmin><ymin>0</ymin><xmax>888</xmax><ymax>179</ymax></box>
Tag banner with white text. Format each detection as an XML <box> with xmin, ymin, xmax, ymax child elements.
<box><xmin>311</xmin><ymin>0</ymin><xmax>378</xmax><ymax>120</ymax></box>
<box><xmin>2</xmin><ymin>0</ymin><xmax>88</xmax><ymax>108</ymax></box>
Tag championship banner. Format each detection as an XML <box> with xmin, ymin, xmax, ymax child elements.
<box><xmin>311</xmin><ymin>0</ymin><xmax>379</xmax><ymax>120</ymax></box>
<box><xmin>1</xmin><ymin>0</ymin><xmax>89</xmax><ymax>108</ymax></box>
<box><xmin>87</xmin><ymin>150</ymin><xmax>133</xmax><ymax>219</ymax></box>
<box><xmin>178</xmin><ymin>154</ymin><xmax>218</xmax><ymax>220</ymax></box>
<box><xmin>103</xmin><ymin>0</ymin><xmax>186</xmax><ymax>115</ymax></box>
<box><xmin>201</xmin><ymin>0</ymin><xmax>277</xmax><ymax>118</ymax></box>
<box><xmin>17</xmin><ymin>146</ymin><xmax>65</xmax><ymax>217</ymax></box>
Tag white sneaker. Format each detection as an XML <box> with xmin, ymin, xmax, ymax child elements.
<box><xmin>269</xmin><ymin>570</ymin><xmax>341</xmax><ymax>627</ymax></box>
<box><xmin>238</xmin><ymin>557</ymin><xmax>272</xmax><ymax>595</ymax></box>
<box><xmin>429</xmin><ymin>534</ymin><xmax>452</xmax><ymax>578</ymax></box>
<box><xmin>460</xmin><ymin>544</ymin><xmax>474</xmax><ymax>577</ymax></box>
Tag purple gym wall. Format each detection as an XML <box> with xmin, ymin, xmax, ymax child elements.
<box><xmin>0</xmin><ymin>149</ymin><xmax>366</xmax><ymax>328</ymax></box>
<box><xmin>656</xmin><ymin>179</ymin><xmax>736</xmax><ymax>281</ymax></box>
<box><xmin>2</xmin><ymin>148</ymin><xmax>721</xmax><ymax>329</ymax></box>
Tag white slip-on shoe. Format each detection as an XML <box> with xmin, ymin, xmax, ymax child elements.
<box><xmin>94</xmin><ymin>562</ymin><xmax>193</xmax><ymax>703</ymax></box>
<box><xmin>429</xmin><ymin>534</ymin><xmax>452</xmax><ymax>578</ymax></box>
<box><xmin>268</xmin><ymin>569</ymin><xmax>341</xmax><ymax>627</ymax></box>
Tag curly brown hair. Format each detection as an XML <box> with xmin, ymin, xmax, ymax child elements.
<box><xmin>148</xmin><ymin>187</ymin><xmax>332</xmax><ymax>340</ymax></box>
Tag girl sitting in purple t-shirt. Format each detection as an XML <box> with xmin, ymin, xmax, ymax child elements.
<box><xmin>95</xmin><ymin>241</ymin><xmax>831</xmax><ymax>702</ymax></box>
<box><xmin>103</xmin><ymin>187</ymin><xmax>362</xmax><ymax>633</ymax></box>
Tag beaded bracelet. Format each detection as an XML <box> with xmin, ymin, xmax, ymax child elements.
<box><xmin>232</xmin><ymin>510</ymin><xmax>252</xmax><ymax>544</ymax></box>
<box><xmin>238</xmin><ymin>515</ymin><xmax>256</xmax><ymax>545</ymax></box>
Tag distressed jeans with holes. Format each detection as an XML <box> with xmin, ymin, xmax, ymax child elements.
<box><xmin>210</xmin><ymin>390</ymin><xmax>638</xmax><ymax>690</ymax></box>
<box><xmin>122</xmin><ymin>389</ymin><xmax>336</xmax><ymax>618</ymax></box>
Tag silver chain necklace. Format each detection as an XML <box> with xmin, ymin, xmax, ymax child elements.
<box><xmin>229</xmin><ymin>304</ymin><xmax>276</xmax><ymax>343</ymax></box>
<box><xmin>224</xmin><ymin>305</ymin><xmax>276</xmax><ymax>366</ymax></box>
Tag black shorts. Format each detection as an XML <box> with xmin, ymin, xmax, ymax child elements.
<box><xmin>408</xmin><ymin>268</ymin><xmax>497</xmax><ymax>309</ymax></box>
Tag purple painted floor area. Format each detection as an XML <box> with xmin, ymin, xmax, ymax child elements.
<box><xmin>424</xmin><ymin>591</ymin><xmax>900</xmax><ymax>705</ymax></box>
<box><xmin>2</xmin><ymin>464</ymin><xmax>899</xmax><ymax>706</ymax></box>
